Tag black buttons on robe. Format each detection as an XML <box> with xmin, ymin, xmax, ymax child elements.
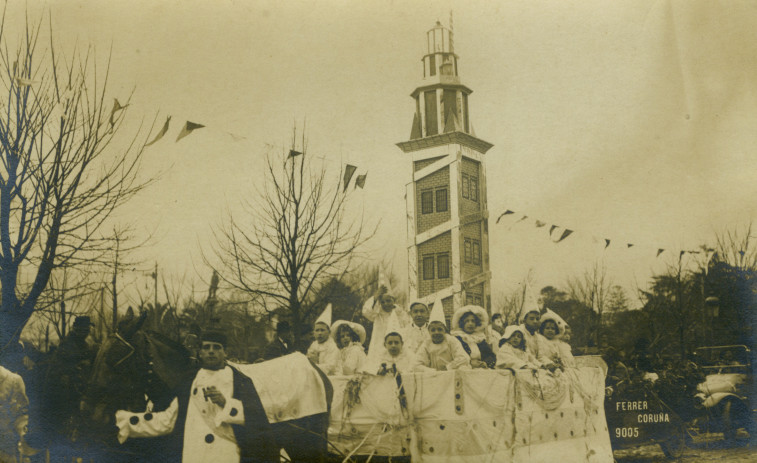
<box><xmin>144</xmin><ymin>413</ymin><xmax>153</xmax><ymax>421</ymax></box>
<box><xmin>230</xmin><ymin>408</ymin><xmax>238</xmax><ymax>417</ymax></box>
<box><xmin>129</xmin><ymin>416</ymin><xmax>139</xmax><ymax>425</ymax></box>
<box><xmin>205</xmin><ymin>434</ymin><xmax>214</xmax><ymax>444</ymax></box>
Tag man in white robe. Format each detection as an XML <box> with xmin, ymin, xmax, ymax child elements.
<box><xmin>400</xmin><ymin>302</ymin><xmax>431</xmax><ymax>354</ymax></box>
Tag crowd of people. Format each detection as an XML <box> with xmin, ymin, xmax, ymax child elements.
<box><xmin>299</xmin><ymin>282</ymin><xmax>578</xmax><ymax>379</ymax></box>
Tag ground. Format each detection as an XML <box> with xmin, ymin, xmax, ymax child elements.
<box><xmin>614</xmin><ymin>435</ymin><xmax>755</xmax><ymax>462</ymax></box>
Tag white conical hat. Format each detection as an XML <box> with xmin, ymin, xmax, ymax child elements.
<box><xmin>315</xmin><ymin>303</ymin><xmax>332</xmax><ymax>329</ymax></box>
<box><xmin>378</xmin><ymin>270</ymin><xmax>393</xmax><ymax>295</ymax></box>
<box><xmin>384</xmin><ymin>309</ymin><xmax>403</xmax><ymax>340</ymax></box>
<box><xmin>519</xmin><ymin>289</ymin><xmax>541</xmax><ymax>323</ymax></box>
<box><xmin>539</xmin><ymin>308</ymin><xmax>567</xmax><ymax>335</ymax></box>
<box><xmin>429</xmin><ymin>294</ymin><xmax>446</xmax><ymax>326</ymax></box>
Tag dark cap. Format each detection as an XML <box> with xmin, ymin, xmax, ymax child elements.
<box><xmin>276</xmin><ymin>321</ymin><xmax>292</xmax><ymax>333</ymax></box>
<box><xmin>73</xmin><ymin>316</ymin><xmax>93</xmax><ymax>328</ymax></box>
<box><xmin>200</xmin><ymin>330</ymin><xmax>227</xmax><ymax>346</ymax></box>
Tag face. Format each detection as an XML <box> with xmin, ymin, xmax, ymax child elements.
<box><xmin>411</xmin><ymin>304</ymin><xmax>429</xmax><ymax>326</ymax></box>
<box><xmin>339</xmin><ymin>328</ymin><xmax>353</xmax><ymax>347</ymax></box>
<box><xmin>380</xmin><ymin>294</ymin><xmax>395</xmax><ymax>311</ymax></box>
<box><xmin>542</xmin><ymin>320</ymin><xmax>558</xmax><ymax>340</ymax></box>
<box><xmin>199</xmin><ymin>341</ymin><xmax>226</xmax><ymax>370</ymax></box>
<box><xmin>493</xmin><ymin>317</ymin><xmax>504</xmax><ymax>328</ymax></box>
<box><xmin>524</xmin><ymin>312</ymin><xmax>540</xmax><ymax>331</ymax></box>
<box><xmin>313</xmin><ymin>323</ymin><xmax>330</xmax><ymax>343</ymax></box>
<box><xmin>384</xmin><ymin>334</ymin><xmax>403</xmax><ymax>357</ymax></box>
<box><xmin>462</xmin><ymin>314</ymin><xmax>478</xmax><ymax>334</ymax></box>
<box><xmin>73</xmin><ymin>325</ymin><xmax>91</xmax><ymax>339</ymax></box>
<box><xmin>507</xmin><ymin>331</ymin><xmax>523</xmax><ymax>348</ymax></box>
<box><xmin>429</xmin><ymin>323</ymin><xmax>446</xmax><ymax>344</ymax></box>
<box><xmin>562</xmin><ymin>326</ymin><xmax>572</xmax><ymax>342</ymax></box>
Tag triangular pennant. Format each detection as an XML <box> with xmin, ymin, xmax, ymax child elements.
<box><xmin>657</xmin><ymin>248</ymin><xmax>665</xmax><ymax>257</ymax></box>
<box><xmin>109</xmin><ymin>98</ymin><xmax>129</xmax><ymax>126</ymax></box>
<box><xmin>343</xmin><ymin>164</ymin><xmax>357</xmax><ymax>192</ymax></box>
<box><xmin>410</xmin><ymin>112</ymin><xmax>422</xmax><ymax>140</ymax></box>
<box><xmin>355</xmin><ymin>173</ymin><xmax>367</xmax><ymax>189</ymax></box>
<box><xmin>534</xmin><ymin>220</ymin><xmax>546</xmax><ymax>228</ymax></box>
<box><xmin>549</xmin><ymin>225</ymin><xmax>559</xmax><ymax>236</ymax></box>
<box><xmin>176</xmin><ymin>121</ymin><xmax>205</xmax><ymax>142</ymax></box>
<box><xmin>515</xmin><ymin>215</ymin><xmax>528</xmax><ymax>224</ymax></box>
<box><xmin>145</xmin><ymin>116</ymin><xmax>171</xmax><ymax>147</ymax></box>
<box><xmin>495</xmin><ymin>210</ymin><xmax>515</xmax><ymax>224</ymax></box>
<box><xmin>627</xmin><ymin>243</ymin><xmax>634</xmax><ymax>248</ymax></box>
<box><xmin>555</xmin><ymin>229</ymin><xmax>573</xmax><ymax>243</ymax></box>
<box><xmin>288</xmin><ymin>149</ymin><xmax>303</xmax><ymax>157</ymax></box>
<box><xmin>604</xmin><ymin>239</ymin><xmax>611</xmax><ymax>249</ymax></box>
<box><xmin>227</xmin><ymin>132</ymin><xmax>246</xmax><ymax>142</ymax></box>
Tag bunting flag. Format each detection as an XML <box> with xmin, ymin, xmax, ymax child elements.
<box><xmin>343</xmin><ymin>164</ymin><xmax>357</xmax><ymax>192</ymax></box>
<box><xmin>555</xmin><ymin>229</ymin><xmax>573</xmax><ymax>243</ymax></box>
<box><xmin>495</xmin><ymin>210</ymin><xmax>515</xmax><ymax>224</ymax></box>
<box><xmin>657</xmin><ymin>249</ymin><xmax>665</xmax><ymax>257</ymax></box>
<box><xmin>288</xmin><ymin>149</ymin><xmax>303</xmax><ymax>157</ymax></box>
<box><xmin>355</xmin><ymin>173</ymin><xmax>367</xmax><ymax>189</ymax></box>
<box><xmin>109</xmin><ymin>98</ymin><xmax>129</xmax><ymax>126</ymax></box>
<box><xmin>515</xmin><ymin>215</ymin><xmax>528</xmax><ymax>224</ymax></box>
<box><xmin>549</xmin><ymin>225</ymin><xmax>558</xmax><ymax>236</ymax></box>
<box><xmin>627</xmin><ymin>243</ymin><xmax>634</xmax><ymax>248</ymax></box>
<box><xmin>534</xmin><ymin>220</ymin><xmax>546</xmax><ymax>228</ymax></box>
<box><xmin>145</xmin><ymin>116</ymin><xmax>171</xmax><ymax>147</ymax></box>
<box><xmin>227</xmin><ymin>132</ymin><xmax>246</xmax><ymax>142</ymax></box>
<box><xmin>176</xmin><ymin>121</ymin><xmax>205</xmax><ymax>142</ymax></box>
<box><xmin>605</xmin><ymin>239</ymin><xmax>611</xmax><ymax>249</ymax></box>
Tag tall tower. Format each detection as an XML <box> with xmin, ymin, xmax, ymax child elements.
<box><xmin>397</xmin><ymin>21</ymin><xmax>493</xmax><ymax>323</ymax></box>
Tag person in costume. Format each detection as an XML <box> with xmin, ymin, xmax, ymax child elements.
<box><xmin>305</xmin><ymin>304</ymin><xmax>339</xmax><ymax>375</ymax></box>
<box><xmin>262</xmin><ymin>321</ymin><xmax>295</xmax><ymax>360</ymax></box>
<box><xmin>451</xmin><ymin>306</ymin><xmax>496</xmax><ymax>369</ymax></box>
<box><xmin>362</xmin><ymin>311</ymin><xmax>415</xmax><ymax>375</ymax></box>
<box><xmin>519</xmin><ymin>292</ymin><xmax>545</xmax><ymax>360</ymax></box>
<box><xmin>414</xmin><ymin>300</ymin><xmax>470</xmax><ymax>371</ymax></box>
<box><xmin>485</xmin><ymin>313</ymin><xmax>506</xmax><ymax>350</ymax></box>
<box><xmin>400</xmin><ymin>301</ymin><xmax>431</xmax><ymax>354</ymax></box>
<box><xmin>495</xmin><ymin>325</ymin><xmax>539</xmax><ymax>371</ymax></box>
<box><xmin>362</xmin><ymin>273</ymin><xmax>405</xmax><ymax>360</ymax></box>
<box><xmin>116</xmin><ymin>330</ymin><xmax>280</xmax><ymax>463</ymax></box>
<box><xmin>537</xmin><ymin>309</ymin><xmax>575</xmax><ymax>370</ymax></box>
<box><xmin>0</xmin><ymin>364</ymin><xmax>29</xmax><ymax>463</ymax></box>
<box><xmin>332</xmin><ymin>320</ymin><xmax>367</xmax><ymax>375</ymax></box>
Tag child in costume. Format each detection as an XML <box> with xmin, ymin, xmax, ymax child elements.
<box><xmin>414</xmin><ymin>296</ymin><xmax>470</xmax><ymax>371</ymax></box>
<box><xmin>537</xmin><ymin>309</ymin><xmax>575</xmax><ymax>370</ymax></box>
<box><xmin>495</xmin><ymin>325</ymin><xmax>539</xmax><ymax>371</ymax></box>
<box><xmin>362</xmin><ymin>311</ymin><xmax>415</xmax><ymax>375</ymax></box>
<box><xmin>306</xmin><ymin>304</ymin><xmax>340</xmax><ymax>375</ymax></box>
<box><xmin>451</xmin><ymin>305</ymin><xmax>497</xmax><ymax>369</ymax></box>
<box><xmin>331</xmin><ymin>320</ymin><xmax>367</xmax><ymax>375</ymax></box>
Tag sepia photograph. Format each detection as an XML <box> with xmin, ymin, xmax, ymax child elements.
<box><xmin>0</xmin><ymin>0</ymin><xmax>755</xmax><ymax>462</ymax></box>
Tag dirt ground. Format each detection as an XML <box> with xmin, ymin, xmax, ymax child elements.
<box><xmin>614</xmin><ymin>438</ymin><xmax>756</xmax><ymax>462</ymax></box>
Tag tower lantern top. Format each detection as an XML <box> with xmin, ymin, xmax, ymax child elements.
<box><xmin>423</xmin><ymin>21</ymin><xmax>460</xmax><ymax>84</ymax></box>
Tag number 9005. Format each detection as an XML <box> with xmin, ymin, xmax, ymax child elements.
<box><xmin>615</xmin><ymin>427</ymin><xmax>639</xmax><ymax>438</ymax></box>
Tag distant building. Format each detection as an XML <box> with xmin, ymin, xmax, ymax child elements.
<box><xmin>397</xmin><ymin>21</ymin><xmax>494</xmax><ymax>323</ymax></box>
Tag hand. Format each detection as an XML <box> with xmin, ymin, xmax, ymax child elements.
<box><xmin>471</xmin><ymin>359</ymin><xmax>487</xmax><ymax>369</ymax></box>
<box><xmin>205</xmin><ymin>386</ymin><xmax>226</xmax><ymax>408</ymax></box>
<box><xmin>307</xmin><ymin>351</ymin><xmax>319</xmax><ymax>363</ymax></box>
<box><xmin>376</xmin><ymin>284</ymin><xmax>388</xmax><ymax>299</ymax></box>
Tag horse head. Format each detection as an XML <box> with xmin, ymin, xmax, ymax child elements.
<box><xmin>82</xmin><ymin>323</ymin><xmax>195</xmax><ymax>428</ymax></box>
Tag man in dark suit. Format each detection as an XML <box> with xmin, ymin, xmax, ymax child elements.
<box><xmin>262</xmin><ymin>321</ymin><xmax>295</xmax><ymax>360</ymax></box>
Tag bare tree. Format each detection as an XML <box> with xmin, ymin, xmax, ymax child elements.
<box><xmin>0</xmin><ymin>16</ymin><xmax>153</xmax><ymax>349</ymax></box>
<box><xmin>714</xmin><ymin>222</ymin><xmax>757</xmax><ymax>272</ymax></box>
<box><xmin>211</xmin><ymin>129</ymin><xmax>375</xmax><ymax>341</ymax></box>
<box><xmin>567</xmin><ymin>261</ymin><xmax>613</xmax><ymax>346</ymax></box>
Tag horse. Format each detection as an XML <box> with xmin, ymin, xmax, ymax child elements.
<box><xmin>80</xmin><ymin>318</ymin><xmax>334</xmax><ymax>462</ymax></box>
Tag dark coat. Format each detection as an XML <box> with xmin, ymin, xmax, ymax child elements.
<box><xmin>262</xmin><ymin>339</ymin><xmax>294</xmax><ymax>361</ymax></box>
<box><xmin>455</xmin><ymin>336</ymin><xmax>497</xmax><ymax>369</ymax></box>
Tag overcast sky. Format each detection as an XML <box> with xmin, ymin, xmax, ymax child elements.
<box><xmin>11</xmin><ymin>0</ymin><xmax>757</xmax><ymax>309</ymax></box>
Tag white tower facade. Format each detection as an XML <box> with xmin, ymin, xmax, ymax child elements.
<box><xmin>397</xmin><ymin>22</ymin><xmax>494</xmax><ymax>323</ymax></box>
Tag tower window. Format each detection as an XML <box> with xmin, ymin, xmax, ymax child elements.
<box><xmin>461</xmin><ymin>173</ymin><xmax>469</xmax><ymax>199</ymax></box>
<box><xmin>423</xmin><ymin>255</ymin><xmax>435</xmax><ymax>280</ymax></box>
<box><xmin>464</xmin><ymin>239</ymin><xmax>472</xmax><ymax>264</ymax></box>
<box><xmin>421</xmin><ymin>190</ymin><xmax>434</xmax><ymax>214</ymax></box>
<box><xmin>435</xmin><ymin>188</ymin><xmax>448</xmax><ymax>212</ymax></box>
<box><xmin>437</xmin><ymin>253</ymin><xmax>450</xmax><ymax>279</ymax></box>
<box><xmin>472</xmin><ymin>241</ymin><xmax>481</xmax><ymax>266</ymax></box>
<box><xmin>470</xmin><ymin>176</ymin><xmax>478</xmax><ymax>202</ymax></box>
<box><xmin>429</xmin><ymin>55</ymin><xmax>436</xmax><ymax>76</ymax></box>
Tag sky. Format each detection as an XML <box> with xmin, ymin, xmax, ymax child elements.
<box><xmin>7</xmin><ymin>0</ymin><xmax>757</xmax><ymax>311</ymax></box>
